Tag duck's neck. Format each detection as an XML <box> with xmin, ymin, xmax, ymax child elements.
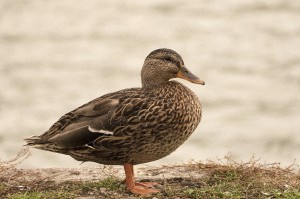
<box><xmin>141</xmin><ymin>77</ymin><xmax>170</xmax><ymax>88</ymax></box>
<box><xmin>141</xmin><ymin>63</ymin><xmax>171</xmax><ymax>88</ymax></box>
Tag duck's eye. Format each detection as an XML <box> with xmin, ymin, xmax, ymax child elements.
<box><xmin>162</xmin><ymin>57</ymin><xmax>173</xmax><ymax>62</ymax></box>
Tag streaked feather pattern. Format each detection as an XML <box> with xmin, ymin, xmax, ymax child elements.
<box><xmin>25</xmin><ymin>48</ymin><xmax>203</xmax><ymax>166</ymax></box>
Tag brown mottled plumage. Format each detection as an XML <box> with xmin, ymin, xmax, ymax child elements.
<box><xmin>25</xmin><ymin>48</ymin><xmax>205</xmax><ymax>196</ymax></box>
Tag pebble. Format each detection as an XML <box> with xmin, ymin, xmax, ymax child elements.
<box><xmin>99</xmin><ymin>188</ymin><xmax>107</xmax><ymax>193</ymax></box>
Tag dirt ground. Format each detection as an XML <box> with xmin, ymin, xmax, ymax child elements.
<box><xmin>1</xmin><ymin>148</ymin><xmax>300</xmax><ymax>198</ymax></box>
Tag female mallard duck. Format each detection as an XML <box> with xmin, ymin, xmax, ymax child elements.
<box><xmin>25</xmin><ymin>48</ymin><xmax>205</xmax><ymax>196</ymax></box>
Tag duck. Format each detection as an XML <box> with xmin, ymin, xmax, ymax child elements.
<box><xmin>25</xmin><ymin>48</ymin><xmax>205</xmax><ymax>196</ymax></box>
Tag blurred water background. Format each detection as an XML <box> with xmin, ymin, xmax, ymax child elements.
<box><xmin>1</xmin><ymin>0</ymin><xmax>300</xmax><ymax>169</ymax></box>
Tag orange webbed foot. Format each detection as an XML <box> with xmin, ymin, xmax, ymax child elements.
<box><xmin>135</xmin><ymin>181</ymin><xmax>159</xmax><ymax>188</ymax></box>
<box><xmin>123</xmin><ymin>163</ymin><xmax>160</xmax><ymax>196</ymax></box>
<box><xmin>128</xmin><ymin>185</ymin><xmax>160</xmax><ymax>196</ymax></box>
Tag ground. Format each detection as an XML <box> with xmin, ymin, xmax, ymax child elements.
<box><xmin>1</xmin><ymin>148</ymin><xmax>300</xmax><ymax>199</ymax></box>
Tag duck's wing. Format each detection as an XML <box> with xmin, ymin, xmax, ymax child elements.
<box><xmin>25</xmin><ymin>88</ymin><xmax>141</xmax><ymax>148</ymax></box>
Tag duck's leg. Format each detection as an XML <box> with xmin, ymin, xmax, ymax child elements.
<box><xmin>124</xmin><ymin>163</ymin><xmax>160</xmax><ymax>196</ymax></box>
<box><xmin>128</xmin><ymin>163</ymin><xmax>159</xmax><ymax>188</ymax></box>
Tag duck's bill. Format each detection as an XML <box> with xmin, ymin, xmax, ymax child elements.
<box><xmin>177</xmin><ymin>66</ymin><xmax>205</xmax><ymax>85</ymax></box>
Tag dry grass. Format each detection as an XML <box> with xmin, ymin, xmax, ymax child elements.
<box><xmin>181</xmin><ymin>156</ymin><xmax>300</xmax><ymax>198</ymax></box>
<box><xmin>0</xmin><ymin>147</ymin><xmax>31</xmax><ymax>186</ymax></box>
<box><xmin>1</xmin><ymin>150</ymin><xmax>300</xmax><ymax>198</ymax></box>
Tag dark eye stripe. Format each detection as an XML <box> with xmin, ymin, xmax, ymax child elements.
<box><xmin>162</xmin><ymin>57</ymin><xmax>173</xmax><ymax>62</ymax></box>
<box><xmin>160</xmin><ymin>57</ymin><xmax>183</xmax><ymax>69</ymax></box>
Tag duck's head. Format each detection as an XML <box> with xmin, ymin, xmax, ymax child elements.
<box><xmin>141</xmin><ymin>48</ymin><xmax>205</xmax><ymax>87</ymax></box>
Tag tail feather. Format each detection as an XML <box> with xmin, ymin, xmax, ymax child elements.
<box><xmin>24</xmin><ymin>136</ymin><xmax>69</xmax><ymax>154</ymax></box>
<box><xmin>24</xmin><ymin>136</ymin><xmax>42</xmax><ymax>145</ymax></box>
